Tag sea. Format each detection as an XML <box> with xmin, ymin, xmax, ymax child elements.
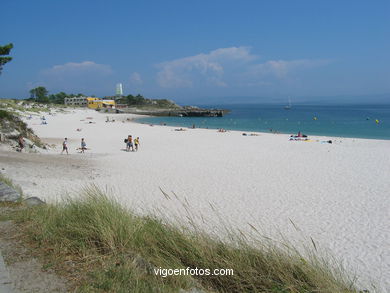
<box><xmin>137</xmin><ymin>104</ymin><xmax>390</xmax><ymax>140</ymax></box>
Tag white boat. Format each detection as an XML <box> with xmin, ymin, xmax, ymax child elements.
<box><xmin>284</xmin><ymin>97</ymin><xmax>292</xmax><ymax>110</ymax></box>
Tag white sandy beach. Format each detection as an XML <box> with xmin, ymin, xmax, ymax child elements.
<box><xmin>1</xmin><ymin>108</ymin><xmax>389</xmax><ymax>291</ymax></box>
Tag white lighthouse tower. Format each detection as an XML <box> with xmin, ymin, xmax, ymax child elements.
<box><xmin>115</xmin><ymin>83</ymin><xmax>123</xmax><ymax>100</ymax></box>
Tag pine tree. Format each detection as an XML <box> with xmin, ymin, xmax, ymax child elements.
<box><xmin>0</xmin><ymin>43</ymin><xmax>13</xmax><ymax>74</ymax></box>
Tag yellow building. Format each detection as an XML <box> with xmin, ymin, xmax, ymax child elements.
<box><xmin>87</xmin><ymin>97</ymin><xmax>116</xmax><ymax>109</ymax></box>
<box><xmin>86</xmin><ymin>97</ymin><xmax>100</xmax><ymax>109</ymax></box>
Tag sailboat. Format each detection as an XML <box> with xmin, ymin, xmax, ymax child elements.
<box><xmin>284</xmin><ymin>97</ymin><xmax>292</xmax><ymax>110</ymax></box>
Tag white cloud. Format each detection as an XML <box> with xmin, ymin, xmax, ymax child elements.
<box><xmin>156</xmin><ymin>47</ymin><xmax>330</xmax><ymax>89</ymax></box>
<box><xmin>44</xmin><ymin>61</ymin><xmax>113</xmax><ymax>76</ymax></box>
<box><xmin>156</xmin><ymin>47</ymin><xmax>255</xmax><ymax>88</ymax></box>
<box><xmin>129</xmin><ymin>72</ymin><xmax>143</xmax><ymax>85</ymax></box>
<box><xmin>204</xmin><ymin>47</ymin><xmax>257</xmax><ymax>62</ymax></box>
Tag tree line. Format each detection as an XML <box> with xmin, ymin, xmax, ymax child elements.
<box><xmin>28</xmin><ymin>87</ymin><xmax>179</xmax><ymax>108</ymax></box>
<box><xmin>118</xmin><ymin>95</ymin><xmax>179</xmax><ymax>108</ymax></box>
<box><xmin>28</xmin><ymin>86</ymin><xmax>90</xmax><ymax>104</ymax></box>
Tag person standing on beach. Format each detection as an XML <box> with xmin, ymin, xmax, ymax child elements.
<box><xmin>126</xmin><ymin>135</ymin><xmax>134</xmax><ymax>152</ymax></box>
<box><xmin>61</xmin><ymin>138</ymin><xmax>68</xmax><ymax>154</ymax></box>
<box><xmin>18</xmin><ymin>135</ymin><xmax>25</xmax><ymax>151</ymax></box>
<box><xmin>134</xmin><ymin>137</ymin><xmax>140</xmax><ymax>151</ymax></box>
<box><xmin>80</xmin><ymin>138</ymin><xmax>87</xmax><ymax>153</ymax></box>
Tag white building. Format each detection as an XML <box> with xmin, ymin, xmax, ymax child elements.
<box><xmin>116</xmin><ymin>83</ymin><xmax>123</xmax><ymax>96</ymax></box>
<box><xmin>64</xmin><ymin>97</ymin><xmax>88</xmax><ymax>107</ymax></box>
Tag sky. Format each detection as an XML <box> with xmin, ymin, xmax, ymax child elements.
<box><xmin>1</xmin><ymin>0</ymin><xmax>389</xmax><ymax>104</ymax></box>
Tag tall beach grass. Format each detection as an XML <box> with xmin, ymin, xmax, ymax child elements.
<box><xmin>15</xmin><ymin>186</ymin><xmax>359</xmax><ymax>293</ymax></box>
<box><xmin>0</xmin><ymin>172</ymin><xmax>23</xmax><ymax>199</ymax></box>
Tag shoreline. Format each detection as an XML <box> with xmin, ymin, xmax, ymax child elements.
<box><xmin>133</xmin><ymin>115</ymin><xmax>390</xmax><ymax>142</ymax></box>
<box><xmin>132</xmin><ymin>104</ymin><xmax>390</xmax><ymax>141</ymax></box>
<box><xmin>1</xmin><ymin>108</ymin><xmax>389</xmax><ymax>291</ymax></box>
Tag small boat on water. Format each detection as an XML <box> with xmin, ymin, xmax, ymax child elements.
<box><xmin>284</xmin><ymin>97</ymin><xmax>292</xmax><ymax>110</ymax></box>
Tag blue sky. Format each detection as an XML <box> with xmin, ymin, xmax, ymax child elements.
<box><xmin>1</xmin><ymin>0</ymin><xmax>389</xmax><ymax>104</ymax></box>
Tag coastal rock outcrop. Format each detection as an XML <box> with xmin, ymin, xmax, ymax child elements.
<box><xmin>23</xmin><ymin>197</ymin><xmax>46</xmax><ymax>206</ymax></box>
<box><xmin>0</xmin><ymin>182</ymin><xmax>21</xmax><ymax>202</ymax></box>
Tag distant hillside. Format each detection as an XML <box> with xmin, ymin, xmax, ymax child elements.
<box><xmin>115</xmin><ymin>94</ymin><xmax>182</xmax><ymax>109</ymax></box>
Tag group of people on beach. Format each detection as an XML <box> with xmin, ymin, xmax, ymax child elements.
<box><xmin>60</xmin><ymin>137</ymin><xmax>87</xmax><ymax>155</ymax></box>
<box><xmin>125</xmin><ymin>135</ymin><xmax>140</xmax><ymax>152</ymax></box>
<box><xmin>59</xmin><ymin>135</ymin><xmax>141</xmax><ymax>155</ymax></box>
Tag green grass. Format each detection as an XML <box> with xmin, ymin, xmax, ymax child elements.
<box><xmin>0</xmin><ymin>173</ymin><xmax>24</xmax><ymax>221</ymax></box>
<box><xmin>0</xmin><ymin>99</ymin><xmax>53</xmax><ymax>113</ymax></box>
<box><xmin>0</xmin><ymin>109</ymin><xmax>14</xmax><ymax>119</ymax></box>
<box><xmin>14</xmin><ymin>186</ymin><xmax>359</xmax><ymax>293</ymax></box>
<box><xmin>0</xmin><ymin>99</ymin><xmax>27</xmax><ymax>112</ymax></box>
<box><xmin>0</xmin><ymin>173</ymin><xmax>23</xmax><ymax>199</ymax></box>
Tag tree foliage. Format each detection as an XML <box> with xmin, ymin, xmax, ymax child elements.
<box><xmin>48</xmin><ymin>92</ymin><xmax>67</xmax><ymax>104</ymax></box>
<box><xmin>119</xmin><ymin>94</ymin><xmax>179</xmax><ymax>108</ymax></box>
<box><xmin>27</xmin><ymin>87</ymin><xmax>88</xmax><ymax>104</ymax></box>
<box><xmin>0</xmin><ymin>43</ymin><xmax>13</xmax><ymax>74</ymax></box>
<box><xmin>29</xmin><ymin>86</ymin><xmax>49</xmax><ymax>103</ymax></box>
<box><xmin>26</xmin><ymin>87</ymin><xmax>178</xmax><ymax>108</ymax></box>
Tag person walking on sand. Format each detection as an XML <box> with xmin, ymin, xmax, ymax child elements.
<box><xmin>126</xmin><ymin>135</ymin><xmax>134</xmax><ymax>152</ymax></box>
<box><xmin>18</xmin><ymin>135</ymin><xmax>25</xmax><ymax>152</ymax></box>
<box><xmin>61</xmin><ymin>138</ymin><xmax>68</xmax><ymax>155</ymax></box>
<box><xmin>134</xmin><ymin>137</ymin><xmax>140</xmax><ymax>151</ymax></box>
<box><xmin>80</xmin><ymin>138</ymin><xmax>87</xmax><ymax>153</ymax></box>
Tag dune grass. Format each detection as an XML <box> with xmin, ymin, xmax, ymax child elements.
<box><xmin>0</xmin><ymin>172</ymin><xmax>23</xmax><ymax>199</ymax></box>
<box><xmin>0</xmin><ymin>108</ymin><xmax>45</xmax><ymax>148</ymax></box>
<box><xmin>15</xmin><ymin>186</ymin><xmax>358</xmax><ymax>293</ymax></box>
<box><xmin>0</xmin><ymin>99</ymin><xmax>27</xmax><ymax>112</ymax></box>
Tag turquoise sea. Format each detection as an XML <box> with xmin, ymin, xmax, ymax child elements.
<box><xmin>137</xmin><ymin>104</ymin><xmax>390</xmax><ymax>140</ymax></box>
